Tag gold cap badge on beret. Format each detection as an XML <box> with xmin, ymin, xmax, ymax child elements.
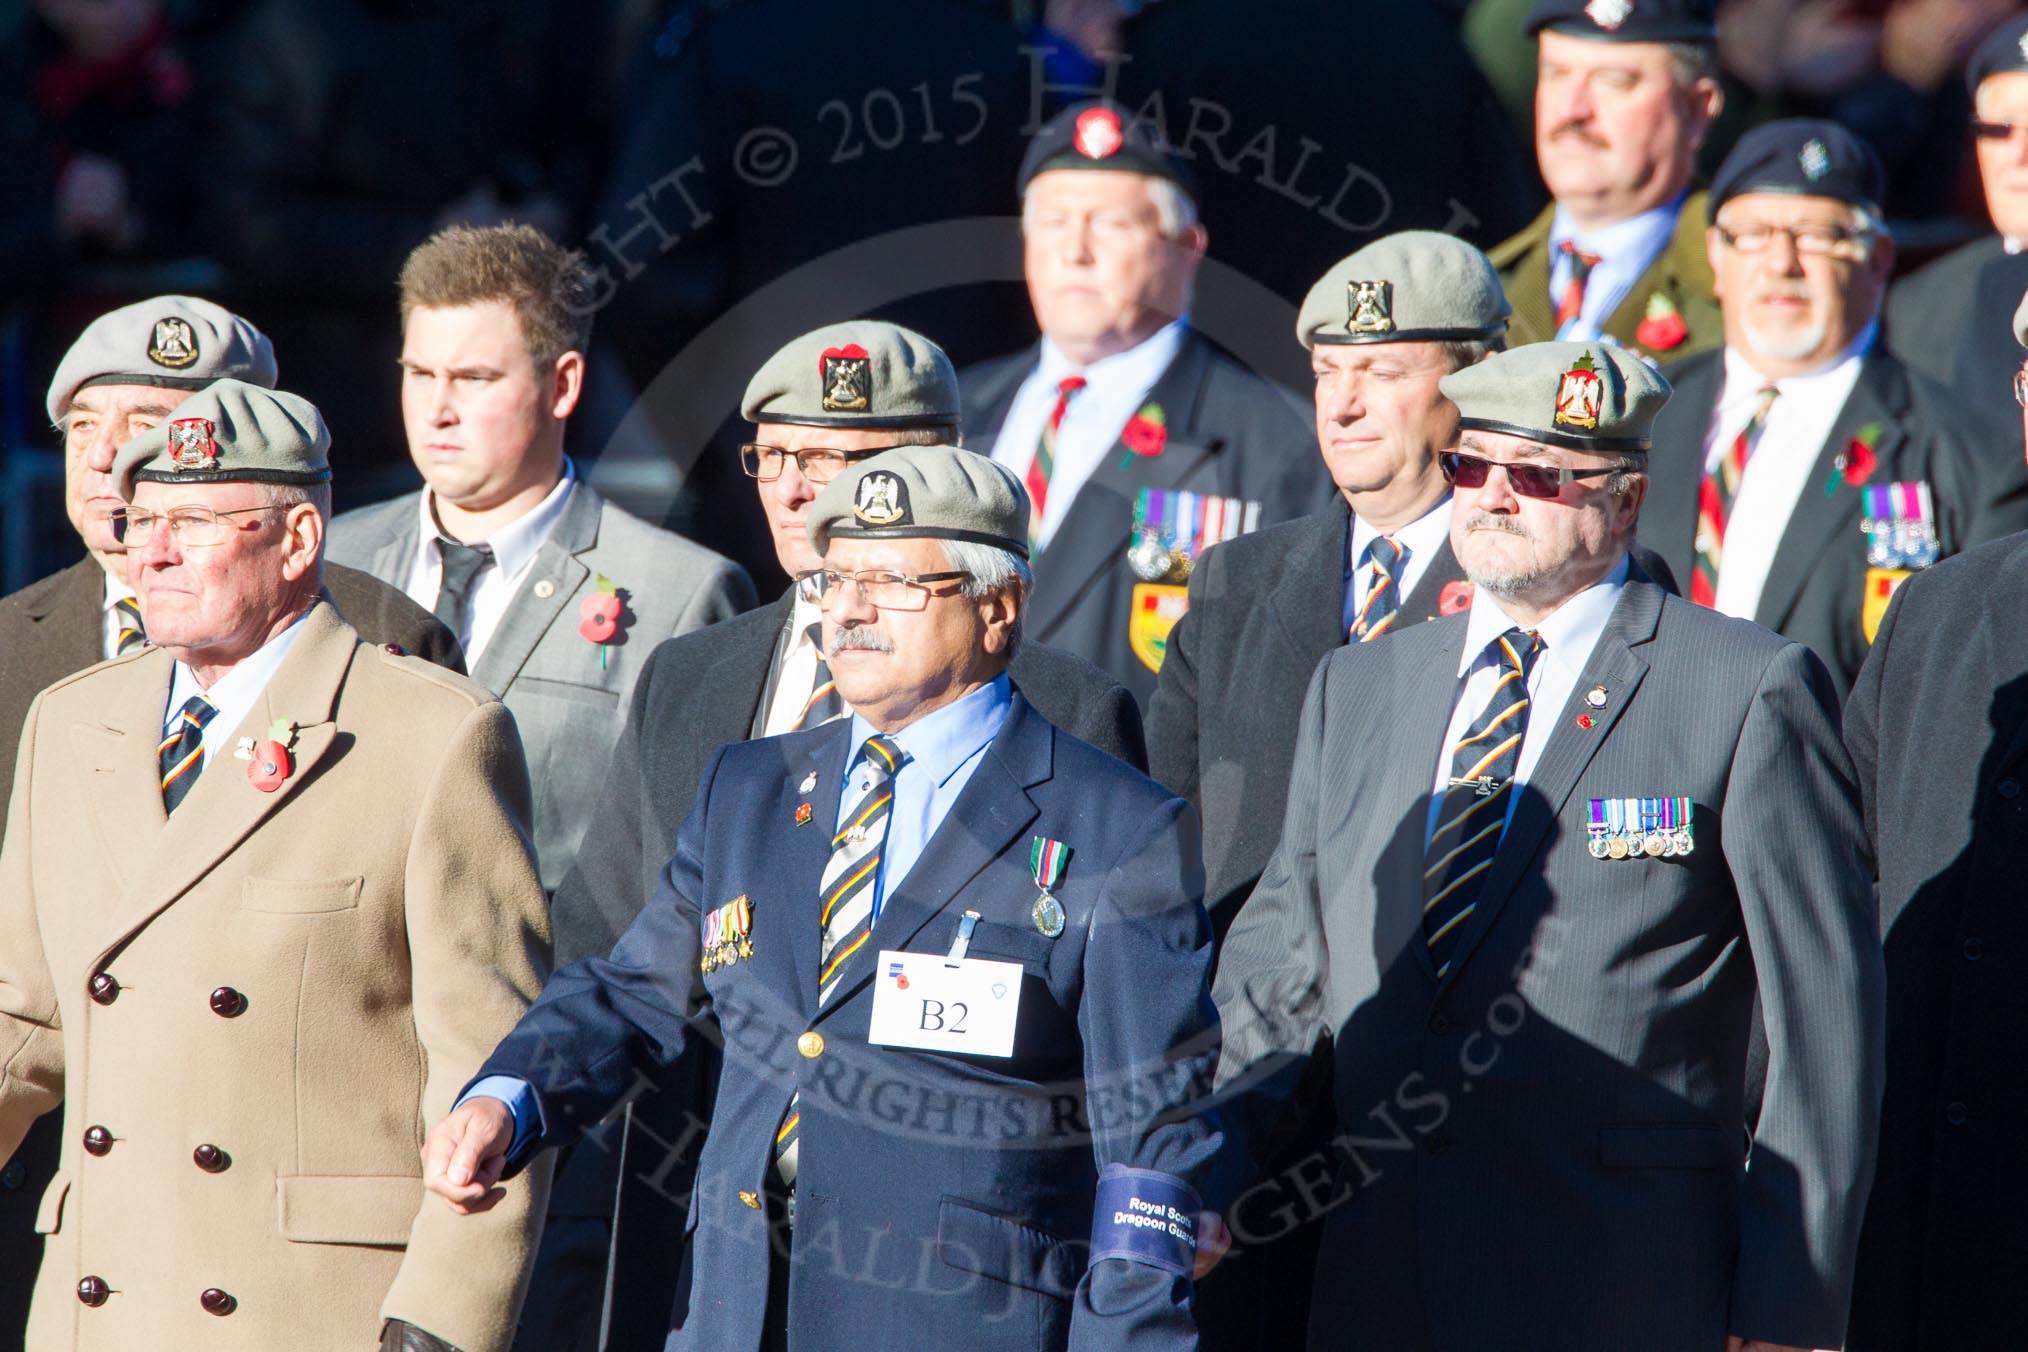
<box><xmin>1553</xmin><ymin>353</ymin><xmax>1604</xmax><ymax>431</ymax></box>
<box><xmin>853</xmin><ymin>469</ymin><xmax>910</xmax><ymax>526</ymax></box>
<box><xmin>1346</xmin><ymin>281</ymin><xmax>1395</xmax><ymax>336</ymax></box>
<box><xmin>821</xmin><ymin>343</ymin><xmax>872</xmax><ymax>413</ymax></box>
<box><xmin>147</xmin><ymin>317</ymin><xmax>200</xmax><ymax>370</ymax></box>
<box><xmin>167</xmin><ymin>418</ymin><xmax>219</xmax><ymax>470</ymax></box>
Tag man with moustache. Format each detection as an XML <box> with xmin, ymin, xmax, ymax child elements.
<box><xmin>1643</xmin><ymin>119</ymin><xmax>2028</xmax><ymax>701</ymax></box>
<box><xmin>961</xmin><ymin>99</ymin><xmax>1321</xmax><ymax>705</ymax></box>
<box><xmin>519</xmin><ymin>322</ymin><xmax>1143</xmax><ymax>1352</ymax></box>
<box><xmin>0</xmin><ymin>296</ymin><xmax>460</xmax><ymax>1347</ymax></box>
<box><xmin>1887</xmin><ymin>13</ymin><xmax>2028</xmax><ymax>430</ymax></box>
<box><xmin>1489</xmin><ymin>0</ymin><xmax>1725</xmax><ymax>363</ymax></box>
<box><xmin>1210</xmin><ymin>341</ymin><xmax>1882</xmax><ymax>1352</ymax></box>
<box><xmin>423</xmin><ymin>445</ymin><xmax>1221</xmax><ymax>1352</ymax></box>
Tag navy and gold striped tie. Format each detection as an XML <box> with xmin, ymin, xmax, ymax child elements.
<box><xmin>790</xmin><ymin>622</ymin><xmax>845</xmax><ymax>732</ymax></box>
<box><xmin>774</xmin><ymin>732</ymin><xmax>909</xmax><ymax>1183</ymax></box>
<box><xmin>1423</xmin><ymin>629</ymin><xmax>1543</xmax><ymax>978</ymax></box>
<box><xmin>113</xmin><ymin>596</ymin><xmax>146</xmax><ymax>656</ymax></box>
<box><xmin>158</xmin><ymin>694</ymin><xmax>218</xmax><ymax>814</ymax></box>
<box><xmin>1351</xmin><ymin>536</ymin><xmax>1406</xmax><ymax>642</ymax></box>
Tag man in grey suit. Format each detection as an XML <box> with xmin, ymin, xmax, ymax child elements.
<box><xmin>327</xmin><ymin>225</ymin><xmax>754</xmax><ymax>894</ymax></box>
<box><xmin>1210</xmin><ymin>341</ymin><xmax>1883</xmax><ymax>1352</ymax></box>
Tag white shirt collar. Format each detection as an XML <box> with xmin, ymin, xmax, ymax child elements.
<box><xmin>1350</xmin><ymin>493</ymin><xmax>1453</xmax><ymax>572</ymax></box>
<box><xmin>166</xmin><ymin>609</ymin><xmax>312</xmax><ymax>724</ymax></box>
<box><xmin>418</xmin><ymin>458</ymin><xmax>577</xmax><ymax>574</ymax></box>
<box><xmin>1457</xmin><ymin>553</ymin><xmax>1630</xmax><ymax>681</ymax></box>
<box><xmin>102</xmin><ymin>570</ymin><xmax>136</xmax><ymax>611</ymax></box>
<box><xmin>1034</xmin><ymin>320</ymin><xmax>1188</xmax><ymax>390</ymax></box>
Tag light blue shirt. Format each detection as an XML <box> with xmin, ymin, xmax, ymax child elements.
<box><xmin>1548</xmin><ymin>195</ymin><xmax>1686</xmax><ymax>341</ymax></box>
<box><xmin>463</xmin><ymin>674</ymin><xmax>1017</xmax><ymax>1149</ymax></box>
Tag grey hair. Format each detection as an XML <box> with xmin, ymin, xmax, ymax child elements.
<box><xmin>1020</xmin><ymin>177</ymin><xmax>1201</xmax><ymax>241</ymax></box>
<box><xmin>1662</xmin><ymin>41</ymin><xmax>1720</xmax><ymax>86</ymax></box>
<box><xmin>938</xmin><ymin>538</ymin><xmax>1030</xmax><ymax>661</ymax></box>
<box><xmin>1437</xmin><ymin>336</ymin><xmax>1505</xmax><ymax>373</ymax></box>
<box><xmin>254</xmin><ymin>480</ymin><xmax>333</xmax><ymax>518</ymax></box>
<box><xmin>1603</xmin><ymin>453</ymin><xmax>1647</xmax><ymax>498</ymax></box>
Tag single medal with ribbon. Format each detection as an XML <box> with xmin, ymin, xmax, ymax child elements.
<box><xmin>1604</xmin><ymin>798</ymin><xmax>1630</xmax><ymax>859</ymax></box>
<box><xmin>1587</xmin><ymin>800</ymin><xmax>1610</xmax><ymax>859</ymax></box>
<box><xmin>1030</xmin><ymin>836</ymin><xmax>1070</xmax><ymax>938</ymax></box>
<box><xmin>1641</xmin><ymin>798</ymin><xmax>1669</xmax><ymax>857</ymax></box>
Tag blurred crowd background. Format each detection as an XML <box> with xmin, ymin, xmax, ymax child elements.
<box><xmin>2</xmin><ymin>0</ymin><xmax>2018</xmax><ymax>596</ymax></box>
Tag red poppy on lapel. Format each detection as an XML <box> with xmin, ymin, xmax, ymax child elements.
<box><xmin>1438</xmin><ymin>580</ymin><xmax>1474</xmax><ymax>616</ymax></box>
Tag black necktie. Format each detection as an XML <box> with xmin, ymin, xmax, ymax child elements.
<box><xmin>433</xmin><ymin>540</ymin><xmax>493</xmax><ymax>635</ymax></box>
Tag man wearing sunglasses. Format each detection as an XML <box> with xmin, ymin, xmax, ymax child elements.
<box><xmin>1643</xmin><ymin>118</ymin><xmax>2028</xmax><ymax>701</ymax></box>
<box><xmin>518</xmin><ymin>321</ymin><xmax>1144</xmax><ymax>1352</ymax></box>
<box><xmin>0</xmin><ymin>379</ymin><xmax>552</xmax><ymax>1352</ymax></box>
<box><xmin>1211</xmin><ymin>339</ymin><xmax>1883</xmax><ymax>1352</ymax></box>
<box><xmin>426</xmin><ymin>444</ymin><xmax>1219</xmax><ymax>1352</ymax></box>
<box><xmin>1888</xmin><ymin>14</ymin><xmax>2028</xmax><ymax>433</ymax></box>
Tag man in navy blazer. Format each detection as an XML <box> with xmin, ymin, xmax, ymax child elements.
<box><xmin>424</xmin><ymin>445</ymin><xmax>1220</xmax><ymax>1351</ymax></box>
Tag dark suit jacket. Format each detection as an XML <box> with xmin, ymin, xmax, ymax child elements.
<box><xmin>961</xmin><ymin>330</ymin><xmax>1326</xmax><ymax>707</ymax></box>
<box><xmin>481</xmin><ymin>697</ymin><xmax>1219</xmax><ymax>1352</ymax></box>
<box><xmin>1844</xmin><ymin>532</ymin><xmax>2028</xmax><ymax>1349</ymax></box>
<box><xmin>1642</xmin><ymin>346</ymin><xmax>2028</xmax><ymax>700</ymax></box>
<box><xmin>521</xmin><ymin>591</ymin><xmax>1145</xmax><ymax>1352</ymax></box>
<box><xmin>1211</xmin><ymin>574</ymin><xmax>1883</xmax><ymax>1351</ymax></box>
<box><xmin>0</xmin><ymin>554</ymin><xmax>460</xmax><ymax>1352</ymax></box>
<box><xmin>1885</xmin><ymin>234</ymin><xmax>2028</xmax><ymax>436</ymax></box>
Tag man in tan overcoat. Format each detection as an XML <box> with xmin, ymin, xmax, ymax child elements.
<box><xmin>0</xmin><ymin>379</ymin><xmax>551</xmax><ymax>1352</ymax></box>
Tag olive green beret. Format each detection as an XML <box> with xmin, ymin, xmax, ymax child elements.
<box><xmin>808</xmin><ymin>445</ymin><xmax>1029</xmax><ymax>558</ymax></box>
<box><xmin>741</xmin><ymin>321</ymin><xmax>961</xmax><ymax>430</ymax></box>
<box><xmin>1438</xmin><ymin>342</ymin><xmax>1671</xmax><ymax>453</ymax></box>
<box><xmin>1297</xmin><ymin>231</ymin><xmax>1510</xmax><ymax>349</ymax></box>
<box><xmin>47</xmin><ymin>295</ymin><xmax>277</xmax><ymax>424</ymax></box>
<box><xmin>113</xmin><ymin>379</ymin><xmax>332</xmax><ymax>500</ymax></box>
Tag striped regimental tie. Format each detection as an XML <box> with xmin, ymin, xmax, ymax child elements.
<box><xmin>113</xmin><ymin>596</ymin><xmax>146</xmax><ymax>656</ymax></box>
<box><xmin>1422</xmin><ymin>628</ymin><xmax>1543</xmax><ymax>979</ymax></box>
<box><xmin>773</xmin><ymin>732</ymin><xmax>910</xmax><ymax>1184</ymax></box>
<box><xmin>1025</xmin><ymin>374</ymin><xmax>1086</xmax><ymax>546</ymax></box>
<box><xmin>1692</xmin><ymin>384</ymin><xmax>1779</xmax><ymax>608</ymax></box>
<box><xmin>158</xmin><ymin>694</ymin><xmax>218</xmax><ymax>814</ymax></box>
<box><xmin>1350</xmin><ymin>536</ymin><xmax>1407</xmax><ymax>642</ymax></box>
<box><xmin>789</xmin><ymin>622</ymin><xmax>845</xmax><ymax>732</ymax></box>
<box><xmin>1554</xmin><ymin>241</ymin><xmax>1602</xmax><ymax>335</ymax></box>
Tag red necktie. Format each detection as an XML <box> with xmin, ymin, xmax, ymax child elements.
<box><xmin>1026</xmin><ymin>375</ymin><xmax>1087</xmax><ymax>542</ymax></box>
<box><xmin>1692</xmin><ymin>385</ymin><xmax>1780</xmax><ymax>608</ymax></box>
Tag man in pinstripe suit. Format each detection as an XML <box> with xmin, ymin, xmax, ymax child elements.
<box><xmin>1208</xmin><ymin>341</ymin><xmax>1883</xmax><ymax>1352</ymax></box>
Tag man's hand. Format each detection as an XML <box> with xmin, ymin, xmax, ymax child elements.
<box><xmin>1193</xmin><ymin>1209</ymin><xmax>1231</xmax><ymax>1280</ymax></box>
<box><xmin>420</xmin><ymin>1098</ymin><xmax>515</xmax><ymax>1214</ymax></box>
<box><xmin>1726</xmin><ymin>1337</ymin><xmax>1833</xmax><ymax>1352</ymax></box>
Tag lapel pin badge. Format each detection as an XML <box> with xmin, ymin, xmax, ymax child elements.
<box><xmin>232</xmin><ymin>736</ymin><xmax>256</xmax><ymax>761</ymax></box>
<box><xmin>1584</xmin><ymin>686</ymin><xmax>1608</xmax><ymax>708</ymax></box>
<box><xmin>794</xmin><ymin>801</ymin><xmax>814</xmax><ymax>827</ymax></box>
<box><xmin>799</xmin><ymin>771</ymin><xmax>818</xmax><ymax>794</ymax></box>
<box><xmin>1576</xmin><ymin>714</ymin><xmax>1595</xmax><ymax>730</ymax></box>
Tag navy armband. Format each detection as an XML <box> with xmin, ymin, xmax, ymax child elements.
<box><xmin>1088</xmin><ymin>1164</ymin><xmax>1200</xmax><ymax>1277</ymax></box>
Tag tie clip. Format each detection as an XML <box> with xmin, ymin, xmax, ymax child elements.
<box><xmin>1448</xmin><ymin>775</ymin><xmax>1503</xmax><ymax>798</ymax></box>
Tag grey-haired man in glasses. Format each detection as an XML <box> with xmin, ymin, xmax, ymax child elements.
<box><xmin>1641</xmin><ymin>117</ymin><xmax>2028</xmax><ymax>701</ymax></box>
<box><xmin>1210</xmin><ymin>339</ymin><xmax>1883</xmax><ymax>1352</ymax></box>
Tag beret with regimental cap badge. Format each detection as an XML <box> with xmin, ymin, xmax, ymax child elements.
<box><xmin>1016</xmin><ymin>99</ymin><xmax>1201</xmax><ymax>201</ymax></box>
<box><xmin>112</xmin><ymin>379</ymin><xmax>332</xmax><ymax>499</ymax></box>
<box><xmin>1298</xmin><ymin>230</ymin><xmax>1511</xmax><ymax>349</ymax></box>
<box><xmin>47</xmin><ymin>294</ymin><xmax>278</xmax><ymax>424</ymax></box>
<box><xmin>741</xmin><ymin>320</ymin><xmax>961</xmax><ymax>430</ymax></box>
<box><xmin>1524</xmin><ymin>0</ymin><xmax>1717</xmax><ymax>41</ymax></box>
<box><xmin>808</xmin><ymin>445</ymin><xmax>1031</xmax><ymax>558</ymax></box>
<box><xmin>1708</xmin><ymin>117</ymin><xmax>1885</xmax><ymax>215</ymax></box>
<box><xmin>1966</xmin><ymin>15</ymin><xmax>2028</xmax><ymax>96</ymax></box>
<box><xmin>1439</xmin><ymin>341</ymin><xmax>1672</xmax><ymax>454</ymax></box>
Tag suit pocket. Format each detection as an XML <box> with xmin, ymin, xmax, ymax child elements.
<box><xmin>1598</xmin><ymin>1123</ymin><xmax>1739</xmax><ymax>1171</ymax></box>
<box><xmin>277</xmin><ymin>1174</ymin><xmax>422</xmax><ymax>1245</ymax></box>
<box><xmin>33</xmin><ymin>1171</ymin><xmax>68</xmax><ymax>1235</ymax></box>
<box><xmin>513</xmin><ymin>676</ymin><xmax>622</xmax><ymax>710</ymax></box>
<box><xmin>961</xmin><ymin>919</ymin><xmax>1059</xmax><ymax>971</ymax></box>
<box><xmin>936</xmin><ymin>1196</ymin><xmax>1080</xmax><ymax>1299</ymax></box>
<box><xmin>242</xmin><ymin>875</ymin><xmax>363</xmax><ymax>915</ymax></box>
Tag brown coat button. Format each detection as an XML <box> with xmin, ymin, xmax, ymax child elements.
<box><xmin>209</xmin><ymin>987</ymin><xmax>247</xmax><ymax>1018</ymax></box>
<box><xmin>199</xmin><ymin>1288</ymin><xmax>236</xmax><ymax>1316</ymax></box>
<box><xmin>193</xmin><ymin>1144</ymin><xmax>230</xmax><ymax>1173</ymax></box>
<box><xmin>88</xmin><ymin>974</ymin><xmax>119</xmax><ymax>1005</ymax></box>
<box><xmin>383</xmin><ymin>643</ymin><xmax>406</xmax><ymax>656</ymax></box>
<box><xmin>77</xmin><ymin>1277</ymin><xmax>109</xmax><ymax>1307</ymax></box>
<box><xmin>82</xmin><ymin>1126</ymin><xmax>113</xmax><ymax>1157</ymax></box>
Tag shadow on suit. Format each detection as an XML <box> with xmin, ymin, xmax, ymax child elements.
<box><xmin>1211</xmin><ymin>786</ymin><xmax>1804</xmax><ymax>1352</ymax></box>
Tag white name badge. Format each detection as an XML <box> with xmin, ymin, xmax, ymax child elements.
<box><xmin>866</xmin><ymin>949</ymin><xmax>1022</xmax><ymax>1058</ymax></box>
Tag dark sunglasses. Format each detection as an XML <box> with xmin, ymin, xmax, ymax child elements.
<box><xmin>1440</xmin><ymin>450</ymin><xmax>1617</xmax><ymax>499</ymax></box>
